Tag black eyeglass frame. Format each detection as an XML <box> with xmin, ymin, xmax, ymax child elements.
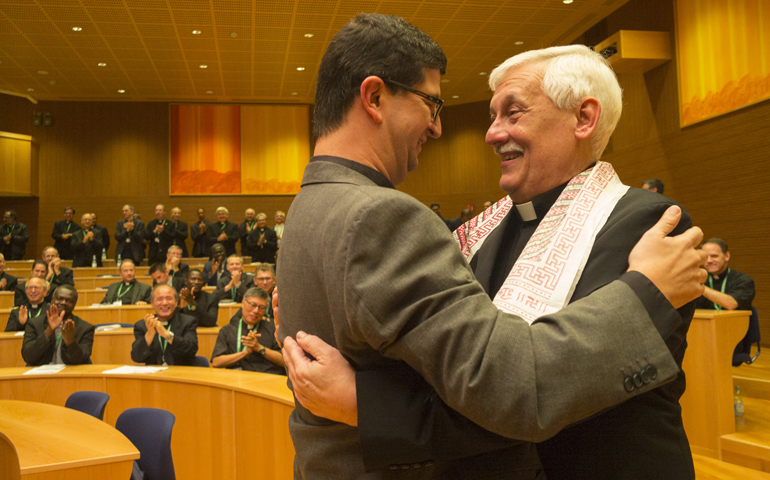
<box><xmin>384</xmin><ymin>79</ymin><xmax>444</xmax><ymax>122</ymax></box>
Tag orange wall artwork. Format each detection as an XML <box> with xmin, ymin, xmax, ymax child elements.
<box><xmin>170</xmin><ymin>104</ymin><xmax>241</xmax><ymax>194</ymax></box>
<box><xmin>170</xmin><ymin>104</ymin><xmax>309</xmax><ymax>195</ymax></box>
<box><xmin>676</xmin><ymin>0</ymin><xmax>770</xmax><ymax>126</ymax></box>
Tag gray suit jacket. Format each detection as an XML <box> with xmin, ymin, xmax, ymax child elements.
<box><xmin>277</xmin><ymin>158</ymin><xmax>680</xmax><ymax>479</ymax></box>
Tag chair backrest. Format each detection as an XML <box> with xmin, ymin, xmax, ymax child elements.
<box><xmin>733</xmin><ymin>307</ymin><xmax>761</xmax><ymax>366</ymax></box>
<box><xmin>65</xmin><ymin>391</ymin><xmax>110</xmax><ymax>420</ymax></box>
<box><xmin>192</xmin><ymin>355</ymin><xmax>209</xmax><ymax>367</ymax></box>
<box><xmin>116</xmin><ymin>408</ymin><xmax>176</xmax><ymax>480</ymax></box>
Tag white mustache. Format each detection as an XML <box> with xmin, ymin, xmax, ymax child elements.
<box><xmin>494</xmin><ymin>142</ymin><xmax>524</xmax><ymax>156</ymax></box>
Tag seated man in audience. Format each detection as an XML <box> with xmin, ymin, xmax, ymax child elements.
<box><xmin>6</xmin><ymin>275</ymin><xmax>49</xmax><ymax>332</ymax></box>
<box><xmin>91</xmin><ymin>212</ymin><xmax>109</xmax><ymax>258</ymax></box>
<box><xmin>191</xmin><ymin>208</ymin><xmax>210</xmax><ymax>258</ymax></box>
<box><xmin>101</xmin><ymin>260</ymin><xmax>151</xmax><ymax>305</ymax></box>
<box><xmin>206</xmin><ymin>206</ymin><xmax>239</xmax><ymax>257</ymax></box>
<box><xmin>72</xmin><ymin>213</ymin><xmax>104</xmax><ymax>267</ymax></box>
<box><xmin>202</xmin><ymin>243</ymin><xmax>226</xmax><ymax>287</ymax></box>
<box><xmin>0</xmin><ymin>253</ymin><xmax>19</xmax><ymax>292</ymax></box>
<box><xmin>179</xmin><ymin>269</ymin><xmax>218</xmax><ymax>328</ymax></box>
<box><xmin>166</xmin><ymin>207</ymin><xmax>189</xmax><ymax>257</ymax></box>
<box><xmin>51</xmin><ymin>206</ymin><xmax>81</xmax><ymax>260</ymax></box>
<box><xmin>115</xmin><ymin>204</ymin><xmax>145</xmax><ymax>264</ymax></box>
<box><xmin>214</xmin><ymin>255</ymin><xmax>252</xmax><ymax>303</ymax></box>
<box><xmin>2</xmin><ymin>210</ymin><xmax>29</xmax><ymax>260</ymax></box>
<box><xmin>131</xmin><ymin>284</ymin><xmax>198</xmax><ymax>366</ymax></box>
<box><xmin>430</xmin><ymin>203</ymin><xmax>451</xmax><ymax>229</ymax></box>
<box><xmin>14</xmin><ymin>260</ymin><xmax>49</xmax><ymax>306</ymax></box>
<box><xmin>642</xmin><ymin>178</ymin><xmax>665</xmax><ymax>194</ymax></box>
<box><xmin>695</xmin><ymin>238</ymin><xmax>755</xmax><ymax>311</ymax></box>
<box><xmin>238</xmin><ymin>263</ymin><xmax>276</xmax><ymax>322</ymax></box>
<box><xmin>149</xmin><ymin>263</ymin><xmax>185</xmax><ymax>291</ymax></box>
<box><xmin>247</xmin><ymin>213</ymin><xmax>278</xmax><ymax>263</ymax></box>
<box><xmin>164</xmin><ymin>245</ymin><xmax>189</xmax><ymax>278</ymax></box>
<box><xmin>239</xmin><ymin>208</ymin><xmax>257</xmax><ymax>259</ymax></box>
<box><xmin>22</xmin><ymin>285</ymin><xmax>94</xmax><ymax>366</ymax></box>
<box><xmin>42</xmin><ymin>247</ymin><xmax>74</xmax><ymax>299</ymax></box>
<box><xmin>211</xmin><ymin>288</ymin><xmax>284</xmax><ymax>374</ymax></box>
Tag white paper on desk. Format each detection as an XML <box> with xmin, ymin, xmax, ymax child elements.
<box><xmin>90</xmin><ymin>303</ymin><xmax>110</xmax><ymax>308</ymax></box>
<box><xmin>102</xmin><ymin>366</ymin><xmax>168</xmax><ymax>374</ymax></box>
<box><xmin>96</xmin><ymin>324</ymin><xmax>122</xmax><ymax>331</ymax></box>
<box><xmin>14</xmin><ymin>331</ymin><xmax>24</xmax><ymax>336</ymax></box>
<box><xmin>24</xmin><ymin>365</ymin><xmax>66</xmax><ymax>375</ymax></box>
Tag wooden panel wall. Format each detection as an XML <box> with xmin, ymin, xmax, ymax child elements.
<box><xmin>577</xmin><ymin>0</ymin><xmax>770</xmax><ymax>340</ymax></box>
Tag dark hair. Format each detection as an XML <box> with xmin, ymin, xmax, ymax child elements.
<box><xmin>32</xmin><ymin>259</ymin><xmax>47</xmax><ymax>271</ymax></box>
<box><xmin>5</xmin><ymin>210</ymin><xmax>17</xmax><ymax>220</ymax></box>
<box><xmin>54</xmin><ymin>284</ymin><xmax>79</xmax><ymax>303</ymax></box>
<box><xmin>313</xmin><ymin>13</ymin><xmax>446</xmax><ymax>138</ymax></box>
<box><xmin>255</xmin><ymin>263</ymin><xmax>275</xmax><ymax>276</ymax></box>
<box><xmin>703</xmin><ymin>238</ymin><xmax>728</xmax><ymax>254</ymax></box>
<box><xmin>149</xmin><ymin>263</ymin><xmax>166</xmax><ymax>275</ymax></box>
<box><xmin>430</xmin><ymin>203</ymin><xmax>440</xmax><ymax>209</ymax></box>
<box><xmin>642</xmin><ymin>178</ymin><xmax>664</xmax><ymax>194</ymax></box>
<box><xmin>186</xmin><ymin>268</ymin><xmax>203</xmax><ymax>279</ymax></box>
<box><xmin>64</xmin><ymin>206</ymin><xmax>75</xmax><ymax>214</ymax></box>
<box><xmin>244</xmin><ymin>287</ymin><xmax>269</xmax><ymax>302</ymax></box>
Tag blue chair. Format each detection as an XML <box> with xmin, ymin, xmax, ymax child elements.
<box><xmin>116</xmin><ymin>408</ymin><xmax>176</xmax><ymax>480</ymax></box>
<box><xmin>65</xmin><ymin>391</ymin><xmax>110</xmax><ymax>420</ymax></box>
<box><xmin>192</xmin><ymin>355</ymin><xmax>209</xmax><ymax>367</ymax></box>
<box><xmin>733</xmin><ymin>307</ymin><xmax>761</xmax><ymax>366</ymax></box>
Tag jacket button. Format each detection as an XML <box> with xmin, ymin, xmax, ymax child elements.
<box><xmin>644</xmin><ymin>364</ymin><xmax>657</xmax><ymax>381</ymax></box>
<box><xmin>623</xmin><ymin>376</ymin><xmax>635</xmax><ymax>392</ymax></box>
<box><xmin>633</xmin><ymin>372</ymin><xmax>643</xmax><ymax>388</ymax></box>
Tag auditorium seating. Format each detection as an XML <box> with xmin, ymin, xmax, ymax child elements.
<box><xmin>728</xmin><ymin>349</ymin><xmax>770</xmax><ymax>472</ymax></box>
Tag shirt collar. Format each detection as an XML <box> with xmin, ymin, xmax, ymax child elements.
<box><xmin>311</xmin><ymin>155</ymin><xmax>395</xmax><ymax>189</ymax></box>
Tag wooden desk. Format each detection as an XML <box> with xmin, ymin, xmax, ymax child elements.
<box><xmin>1</xmin><ymin>303</ymin><xmax>241</xmax><ymax>333</ymax></box>
<box><xmin>0</xmin><ymin>291</ymin><xmax>13</xmax><ymax>309</ymax></box>
<box><xmin>681</xmin><ymin>309</ymin><xmax>750</xmax><ymax>459</ymax></box>
<box><xmin>0</xmin><ymin>399</ymin><xmax>138</xmax><ymax>480</ymax></box>
<box><xmin>0</xmin><ymin>365</ymin><xmax>294</xmax><ymax>480</ymax></box>
<box><xmin>0</xmin><ymin>327</ymin><xmax>221</xmax><ymax>367</ymax></box>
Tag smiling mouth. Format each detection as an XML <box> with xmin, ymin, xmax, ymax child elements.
<box><xmin>500</xmin><ymin>151</ymin><xmax>523</xmax><ymax>162</ymax></box>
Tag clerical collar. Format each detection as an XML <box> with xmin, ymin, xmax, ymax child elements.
<box><xmin>311</xmin><ymin>155</ymin><xmax>395</xmax><ymax>189</ymax></box>
<box><xmin>514</xmin><ymin>181</ymin><xmax>569</xmax><ymax>222</ymax></box>
<box><xmin>124</xmin><ymin>280</ymin><xmax>134</xmax><ymax>286</ymax></box>
<box><xmin>160</xmin><ymin>320</ymin><xmax>169</xmax><ymax>326</ymax></box>
<box><xmin>30</xmin><ymin>302</ymin><xmax>40</xmax><ymax>309</ymax></box>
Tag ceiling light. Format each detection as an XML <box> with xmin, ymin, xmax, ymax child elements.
<box><xmin>452</xmin><ymin>95</ymin><xmax>459</xmax><ymax>99</ymax></box>
<box><xmin>304</xmin><ymin>33</ymin><xmax>313</xmax><ymax>38</ymax></box>
<box><xmin>231</xmin><ymin>31</ymin><xmax>237</xmax><ymax>37</ymax></box>
<box><xmin>206</xmin><ymin>90</ymin><xmax>213</xmax><ymax>94</ymax></box>
<box><xmin>192</xmin><ymin>30</ymin><xmax>201</xmax><ymax>35</ymax></box>
<box><xmin>97</xmin><ymin>62</ymin><xmax>106</xmax><ymax>67</ymax></box>
<box><xmin>441</xmin><ymin>79</ymin><xmax>449</xmax><ymax>83</ymax></box>
<box><xmin>291</xmin><ymin>92</ymin><xmax>298</xmax><ymax>95</ymax></box>
<box><xmin>27</xmin><ymin>88</ymin><xmax>34</xmax><ymax>92</ymax></box>
<box><xmin>515</xmin><ymin>41</ymin><xmax>524</xmax><ymax>45</ymax></box>
<box><xmin>118</xmin><ymin>89</ymin><xmax>125</xmax><ymax>93</ymax></box>
<box><xmin>479</xmin><ymin>72</ymin><xmax>487</xmax><ymax>76</ymax></box>
<box><xmin>296</xmin><ymin>67</ymin><xmax>305</xmax><ymax>71</ymax></box>
<box><xmin>563</xmin><ymin>0</ymin><xmax>573</xmax><ymax>3</ymax></box>
<box><xmin>200</xmin><ymin>65</ymin><xmax>207</xmax><ymax>69</ymax></box>
<box><xmin>72</xmin><ymin>26</ymin><xmax>82</xmax><ymax>32</ymax></box>
<box><xmin>38</xmin><ymin>70</ymin><xmax>48</xmax><ymax>75</ymax></box>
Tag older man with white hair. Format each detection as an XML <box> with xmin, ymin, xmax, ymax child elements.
<box><xmin>207</xmin><ymin>206</ymin><xmax>239</xmax><ymax>257</ymax></box>
<box><xmin>283</xmin><ymin>43</ymin><xmax>700</xmax><ymax>479</ymax></box>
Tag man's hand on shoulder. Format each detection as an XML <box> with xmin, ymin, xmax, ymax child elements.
<box><xmin>628</xmin><ymin>205</ymin><xmax>707</xmax><ymax>308</ymax></box>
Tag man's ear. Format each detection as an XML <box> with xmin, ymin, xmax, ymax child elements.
<box><xmin>574</xmin><ymin>97</ymin><xmax>600</xmax><ymax>140</ymax></box>
<box><xmin>360</xmin><ymin>76</ymin><xmax>386</xmax><ymax>124</ymax></box>
<box><xmin>725</xmin><ymin>251</ymin><xmax>731</xmax><ymax>263</ymax></box>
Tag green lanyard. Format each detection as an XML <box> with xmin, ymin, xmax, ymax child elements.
<box><xmin>54</xmin><ymin>332</ymin><xmax>63</xmax><ymax>350</ymax></box>
<box><xmin>117</xmin><ymin>283</ymin><xmax>133</xmax><ymax>298</ymax></box>
<box><xmin>220</xmin><ymin>222</ymin><xmax>227</xmax><ymax>232</ymax></box>
<box><xmin>158</xmin><ymin>324</ymin><xmax>173</xmax><ymax>357</ymax></box>
<box><xmin>30</xmin><ymin>306</ymin><xmax>42</xmax><ymax>318</ymax></box>
<box><xmin>5</xmin><ymin>224</ymin><xmax>15</xmax><ymax>236</ymax></box>
<box><xmin>65</xmin><ymin>222</ymin><xmax>72</xmax><ymax>233</ymax></box>
<box><xmin>231</xmin><ymin>287</ymin><xmax>237</xmax><ymax>300</ymax></box>
<box><xmin>236</xmin><ymin>319</ymin><xmax>256</xmax><ymax>353</ymax></box>
<box><xmin>708</xmin><ymin>268</ymin><xmax>730</xmax><ymax>310</ymax></box>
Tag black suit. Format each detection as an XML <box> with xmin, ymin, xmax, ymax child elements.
<box><xmin>100</xmin><ymin>281</ymin><xmax>152</xmax><ymax>305</ymax></box>
<box><xmin>152</xmin><ymin>276</ymin><xmax>185</xmax><ymax>293</ymax></box>
<box><xmin>247</xmin><ymin>227</ymin><xmax>278</xmax><ymax>263</ymax></box>
<box><xmin>1</xmin><ymin>222</ymin><xmax>29</xmax><ymax>260</ymax></box>
<box><xmin>5</xmin><ymin>302</ymin><xmax>50</xmax><ymax>332</ymax></box>
<box><xmin>130</xmin><ymin>312</ymin><xmax>198</xmax><ymax>365</ymax></box>
<box><xmin>146</xmin><ymin>218</ymin><xmax>171</xmax><ymax>264</ymax></box>
<box><xmin>93</xmin><ymin>224</ymin><xmax>110</xmax><ymax>254</ymax></box>
<box><xmin>169</xmin><ymin>263</ymin><xmax>189</xmax><ymax>279</ymax></box>
<box><xmin>115</xmin><ymin>217</ymin><xmax>146</xmax><ymax>263</ymax></box>
<box><xmin>164</xmin><ymin>221</ymin><xmax>189</xmax><ymax>257</ymax></box>
<box><xmin>357</xmin><ymin>188</ymin><xmax>695</xmax><ymax>479</ymax></box>
<box><xmin>0</xmin><ymin>271</ymin><xmax>18</xmax><ymax>292</ymax></box>
<box><xmin>179</xmin><ymin>290</ymin><xmax>219</xmax><ymax>327</ymax></box>
<box><xmin>72</xmin><ymin>228</ymin><xmax>104</xmax><ymax>267</ymax></box>
<box><xmin>213</xmin><ymin>272</ymin><xmax>253</xmax><ymax>303</ymax></box>
<box><xmin>239</xmin><ymin>221</ymin><xmax>256</xmax><ymax>258</ymax></box>
<box><xmin>52</xmin><ymin>220</ymin><xmax>81</xmax><ymax>260</ymax></box>
<box><xmin>206</xmin><ymin>221</ymin><xmax>239</xmax><ymax>257</ymax></box>
<box><xmin>190</xmin><ymin>221</ymin><xmax>211</xmax><ymax>258</ymax></box>
<box><xmin>22</xmin><ymin>314</ymin><xmax>94</xmax><ymax>365</ymax></box>
<box><xmin>202</xmin><ymin>260</ymin><xmax>225</xmax><ymax>287</ymax></box>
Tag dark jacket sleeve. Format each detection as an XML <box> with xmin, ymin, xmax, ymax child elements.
<box><xmin>51</xmin><ymin>268</ymin><xmax>75</xmax><ymax>287</ymax></box>
<box><xmin>170</xmin><ymin>315</ymin><xmax>198</xmax><ymax>365</ymax></box>
<box><xmin>21</xmin><ymin>317</ymin><xmax>53</xmax><ymax>366</ymax></box>
<box><xmin>136</xmin><ymin>283</ymin><xmax>152</xmax><ymax>304</ymax></box>
<box><xmin>131</xmin><ymin>319</ymin><xmax>154</xmax><ymax>364</ymax></box>
<box><xmin>51</xmin><ymin>221</ymin><xmax>63</xmax><ymax>241</ymax></box>
<box><xmin>61</xmin><ymin>319</ymin><xmax>94</xmax><ymax>365</ymax></box>
<box><xmin>14</xmin><ymin>284</ymin><xmax>25</xmax><ymax>307</ymax></box>
<box><xmin>731</xmin><ymin>271</ymin><xmax>756</xmax><ymax>311</ymax></box>
<box><xmin>115</xmin><ymin>220</ymin><xmax>127</xmax><ymax>242</ymax></box>
<box><xmin>182</xmin><ymin>292</ymin><xmax>219</xmax><ymax>327</ymax></box>
<box><xmin>101</xmin><ymin>284</ymin><xmax>117</xmax><ymax>304</ymax></box>
<box><xmin>5</xmin><ymin>308</ymin><xmax>23</xmax><ymax>332</ymax></box>
<box><xmin>1</xmin><ymin>273</ymin><xmax>18</xmax><ymax>292</ymax></box>
<box><xmin>99</xmin><ymin>226</ymin><xmax>110</xmax><ymax>252</ymax></box>
<box><xmin>12</xmin><ymin>224</ymin><xmax>29</xmax><ymax>247</ymax></box>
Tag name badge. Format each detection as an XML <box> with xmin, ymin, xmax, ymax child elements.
<box><xmin>126</xmin><ymin>238</ymin><xmax>131</xmax><ymax>243</ymax></box>
<box><xmin>113</xmin><ymin>300</ymin><xmax>122</xmax><ymax>306</ymax></box>
<box><xmin>155</xmin><ymin>237</ymin><xmax>160</xmax><ymax>243</ymax></box>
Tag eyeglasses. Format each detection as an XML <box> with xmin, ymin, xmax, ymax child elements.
<box><xmin>243</xmin><ymin>300</ymin><xmax>267</xmax><ymax>312</ymax></box>
<box><xmin>385</xmin><ymin>79</ymin><xmax>443</xmax><ymax>122</ymax></box>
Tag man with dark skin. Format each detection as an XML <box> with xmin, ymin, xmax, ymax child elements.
<box><xmin>191</xmin><ymin>208</ymin><xmax>210</xmax><ymax>258</ymax></box>
<box><xmin>6</xmin><ymin>275</ymin><xmax>49</xmax><ymax>332</ymax></box>
<box><xmin>202</xmin><ymin>243</ymin><xmax>227</xmax><ymax>287</ymax></box>
<box><xmin>178</xmin><ymin>269</ymin><xmax>219</xmax><ymax>328</ymax></box>
<box><xmin>22</xmin><ymin>285</ymin><xmax>94</xmax><ymax>365</ymax></box>
<box><xmin>0</xmin><ymin>253</ymin><xmax>19</xmax><ymax>292</ymax></box>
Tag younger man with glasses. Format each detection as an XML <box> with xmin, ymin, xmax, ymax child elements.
<box><xmin>211</xmin><ymin>287</ymin><xmax>284</xmax><ymax>374</ymax></box>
